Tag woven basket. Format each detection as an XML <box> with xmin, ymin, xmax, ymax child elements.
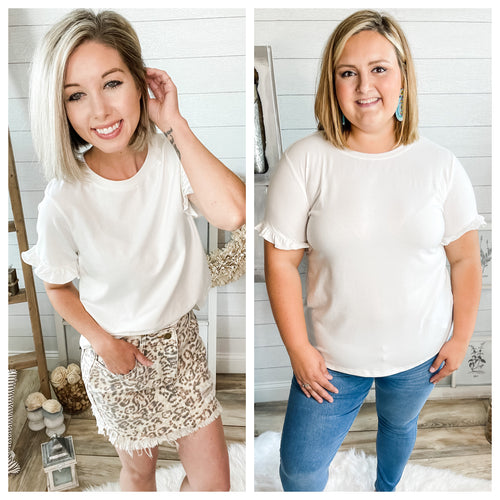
<box><xmin>51</xmin><ymin>378</ymin><xmax>91</xmax><ymax>414</ymax></box>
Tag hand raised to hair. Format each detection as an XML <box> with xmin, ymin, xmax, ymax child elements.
<box><xmin>145</xmin><ymin>67</ymin><xmax>183</xmax><ymax>132</ymax></box>
<box><xmin>288</xmin><ymin>343</ymin><xmax>339</xmax><ymax>403</ymax></box>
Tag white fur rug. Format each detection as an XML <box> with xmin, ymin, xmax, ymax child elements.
<box><xmin>85</xmin><ymin>432</ymin><xmax>490</xmax><ymax>492</ymax></box>
<box><xmin>84</xmin><ymin>442</ymin><xmax>246</xmax><ymax>492</ymax></box>
<box><xmin>254</xmin><ymin>431</ymin><xmax>491</xmax><ymax>492</ymax></box>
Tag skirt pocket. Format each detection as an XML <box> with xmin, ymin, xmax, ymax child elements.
<box><xmin>83</xmin><ymin>344</ymin><xmax>151</xmax><ymax>394</ymax></box>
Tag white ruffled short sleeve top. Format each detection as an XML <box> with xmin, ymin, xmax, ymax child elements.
<box><xmin>23</xmin><ymin>133</ymin><xmax>210</xmax><ymax>340</ymax></box>
<box><xmin>256</xmin><ymin>132</ymin><xmax>484</xmax><ymax>376</ymax></box>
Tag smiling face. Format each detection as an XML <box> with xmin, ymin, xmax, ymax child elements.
<box><xmin>335</xmin><ymin>30</ymin><xmax>402</xmax><ymax>146</ymax></box>
<box><xmin>64</xmin><ymin>40</ymin><xmax>142</xmax><ymax>156</ymax></box>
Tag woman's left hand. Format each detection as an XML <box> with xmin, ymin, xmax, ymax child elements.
<box><xmin>429</xmin><ymin>337</ymin><xmax>469</xmax><ymax>384</ymax></box>
<box><xmin>146</xmin><ymin>67</ymin><xmax>183</xmax><ymax>132</ymax></box>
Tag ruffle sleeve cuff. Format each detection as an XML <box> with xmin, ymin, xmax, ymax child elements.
<box><xmin>255</xmin><ymin>221</ymin><xmax>309</xmax><ymax>250</ymax></box>
<box><xmin>22</xmin><ymin>247</ymin><xmax>79</xmax><ymax>284</ymax></box>
<box><xmin>182</xmin><ymin>195</ymin><xmax>199</xmax><ymax>218</ymax></box>
<box><xmin>441</xmin><ymin>215</ymin><xmax>486</xmax><ymax>246</ymax></box>
<box><xmin>180</xmin><ymin>165</ymin><xmax>200</xmax><ymax>218</ymax></box>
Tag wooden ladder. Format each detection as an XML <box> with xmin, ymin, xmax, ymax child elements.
<box><xmin>8</xmin><ymin>132</ymin><xmax>51</xmax><ymax>398</ymax></box>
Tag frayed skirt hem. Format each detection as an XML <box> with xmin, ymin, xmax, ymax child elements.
<box><xmin>94</xmin><ymin>403</ymin><xmax>223</xmax><ymax>457</ymax></box>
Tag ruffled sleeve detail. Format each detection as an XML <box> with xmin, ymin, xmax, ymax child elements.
<box><xmin>161</xmin><ymin>132</ymin><xmax>200</xmax><ymax>217</ymax></box>
<box><xmin>180</xmin><ymin>165</ymin><xmax>199</xmax><ymax>217</ymax></box>
<box><xmin>22</xmin><ymin>247</ymin><xmax>79</xmax><ymax>284</ymax></box>
<box><xmin>21</xmin><ymin>192</ymin><xmax>80</xmax><ymax>285</ymax></box>
<box><xmin>255</xmin><ymin>149</ymin><xmax>311</xmax><ymax>251</ymax></box>
<box><xmin>441</xmin><ymin>215</ymin><xmax>486</xmax><ymax>246</ymax></box>
<box><xmin>255</xmin><ymin>221</ymin><xmax>309</xmax><ymax>250</ymax></box>
<box><xmin>441</xmin><ymin>157</ymin><xmax>485</xmax><ymax>246</ymax></box>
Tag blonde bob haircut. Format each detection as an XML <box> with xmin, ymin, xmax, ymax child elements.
<box><xmin>30</xmin><ymin>9</ymin><xmax>156</xmax><ymax>182</ymax></box>
<box><xmin>315</xmin><ymin>10</ymin><xmax>419</xmax><ymax>149</ymax></box>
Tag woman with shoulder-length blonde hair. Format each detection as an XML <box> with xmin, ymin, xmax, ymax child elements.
<box><xmin>315</xmin><ymin>9</ymin><xmax>419</xmax><ymax>149</ymax></box>
<box><xmin>257</xmin><ymin>9</ymin><xmax>483</xmax><ymax>491</ymax></box>
<box><xmin>24</xmin><ymin>8</ymin><xmax>245</xmax><ymax>492</ymax></box>
<box><xmin>29</xmin><ymin>9</ymin><xmax>156</xmax><ymax>183</ymax></box>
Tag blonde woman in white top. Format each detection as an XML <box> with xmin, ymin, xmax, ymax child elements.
<box><xmin>23</xmin><ymin>9</ymin><xmax>244</xmax><ymax>492</ymax></box>
<box><xmin>257</xmin><ymin>10</ymin><xmax>483</xmax><ymax>491</ymax></box>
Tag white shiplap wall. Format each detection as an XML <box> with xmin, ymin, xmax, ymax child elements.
<box><xmin>8</xmin><ymin>8</ymin><xmax>246</xmax><ymax>373</ymax></box>
<box><xmin>254</xmin><ymin>8</ymin><xmax>492</xmax><ymax>402</ymax></box>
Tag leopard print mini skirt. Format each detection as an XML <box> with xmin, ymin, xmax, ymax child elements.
<box><xmin>81</xmin><ymin>311</ymin><xmax>222</xmax><ymax>453</ymax></box>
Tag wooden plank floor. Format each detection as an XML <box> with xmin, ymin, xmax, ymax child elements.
<box><xmin>255</xmin><ymin>397</ymin><xmax>491</xmax><ymax>481</ymax></box>
<box><xmin>9</xmin><ymin>373</ymin><xmax>245</xmax><ymax>492</ymax></box>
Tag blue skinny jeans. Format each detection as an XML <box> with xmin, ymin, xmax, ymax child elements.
<box><xmin>279</xmin><ymin>356</ymin><xmax>438</xmax><ymax>492</ymax></box>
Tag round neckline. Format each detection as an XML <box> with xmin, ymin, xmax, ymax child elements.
<box><xmin>83</xmin><ymin>146</ymin><xmax>152</xmax><ymax>189</ymax></box>
<box><xmin>339</xmin><ymin>141</ymin><xmax>415</xmax><ymax>160</ymax></box>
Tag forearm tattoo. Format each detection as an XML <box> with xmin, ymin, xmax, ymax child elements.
<box><xmin>164</xmin><ymin>128</ymin><xmax>181</xmax><ymax>159</ymax></box>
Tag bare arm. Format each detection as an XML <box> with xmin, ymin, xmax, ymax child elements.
<box><xmin>430</xmin><ymin>230</ymin><xmax>482</xmax><ymax>383</ymax></box>
<box><xmin>264</xmin><ymin>240</ymin><xmax>338</xmax><ymax>403</ymax></box>
<box><xmin>44</xmin><ymin>282</ymin><xmax>152</xmax><ymax>374</ymax></box>
<box><xmin>146</xmin><ymin>68</ymin><xmax>245</xmax><ymax>231</ymax></box>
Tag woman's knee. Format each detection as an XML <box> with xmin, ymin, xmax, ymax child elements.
<box><xmin>377</xmin><ymin>410</ymin><xmax>420</xmax><ymax>437</ymax></box>
<box><xmin>119</xmin><ymin>449</ymin><xmax>157</xmax><ymax>481</ymax></box>
<box><xmin>279</xmin><ymin>457</ymin><xmax>329</xmax><ymax>492</ymax></box>
<box><xmin>177</xmin><ymin>417</ymin><xmax>230</xmax><ymax>491</ymax></box>
<box><xmin>181</xmin><ymin>467</ymin><xmax>230</xmax><ymax>492</ymax></box>
<box><xmin>211</xmin><ymin>475</ymin><xmax>231</xmax><ymax>492</ymax></box>
<box><xmin>191</xmin><ymin>474</ymin><xmax>230</xmax><ymax>491</ymax></box>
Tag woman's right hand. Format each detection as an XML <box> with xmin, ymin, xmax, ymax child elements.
<box><xmin>42</xmin><ymin>281</ymin><xmax>153</xmax><ymax>375</ymax></box>
<box><xmin>93</xmin><ymin>336</ymin><xmax>153</xmax><ymax>375</ymax></box>
<box><xmin>288</xmin><ymin>343</ymin><xmax>339</xmax><ymax>403</ymax></box>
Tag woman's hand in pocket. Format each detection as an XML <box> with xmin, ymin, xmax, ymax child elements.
<box><xmin>93</xmin><ymin>337</ymin><xmax>153</xmax><ymax>375</ymax></box>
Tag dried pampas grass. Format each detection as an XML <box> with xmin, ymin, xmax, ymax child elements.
<box><xmin>207</xmin><ymin>225</ymin><xmax>246</xmax><ymax>287</ymax></box>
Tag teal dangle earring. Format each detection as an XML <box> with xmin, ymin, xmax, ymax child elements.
<box><xmin>395</xmin><ymin>88</ymin><xmax>404</xmax><ymax>122</ymax></box>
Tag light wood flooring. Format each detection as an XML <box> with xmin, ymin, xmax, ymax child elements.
<box><xmin>9</xmin><ymin>371</ymin><xmax>245</xmax><ymax>492</ymax></box>
<box><xmin>255</xmin><ymin>397</ymin><xmax>492</xmax><ymax>481</ymax></box>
